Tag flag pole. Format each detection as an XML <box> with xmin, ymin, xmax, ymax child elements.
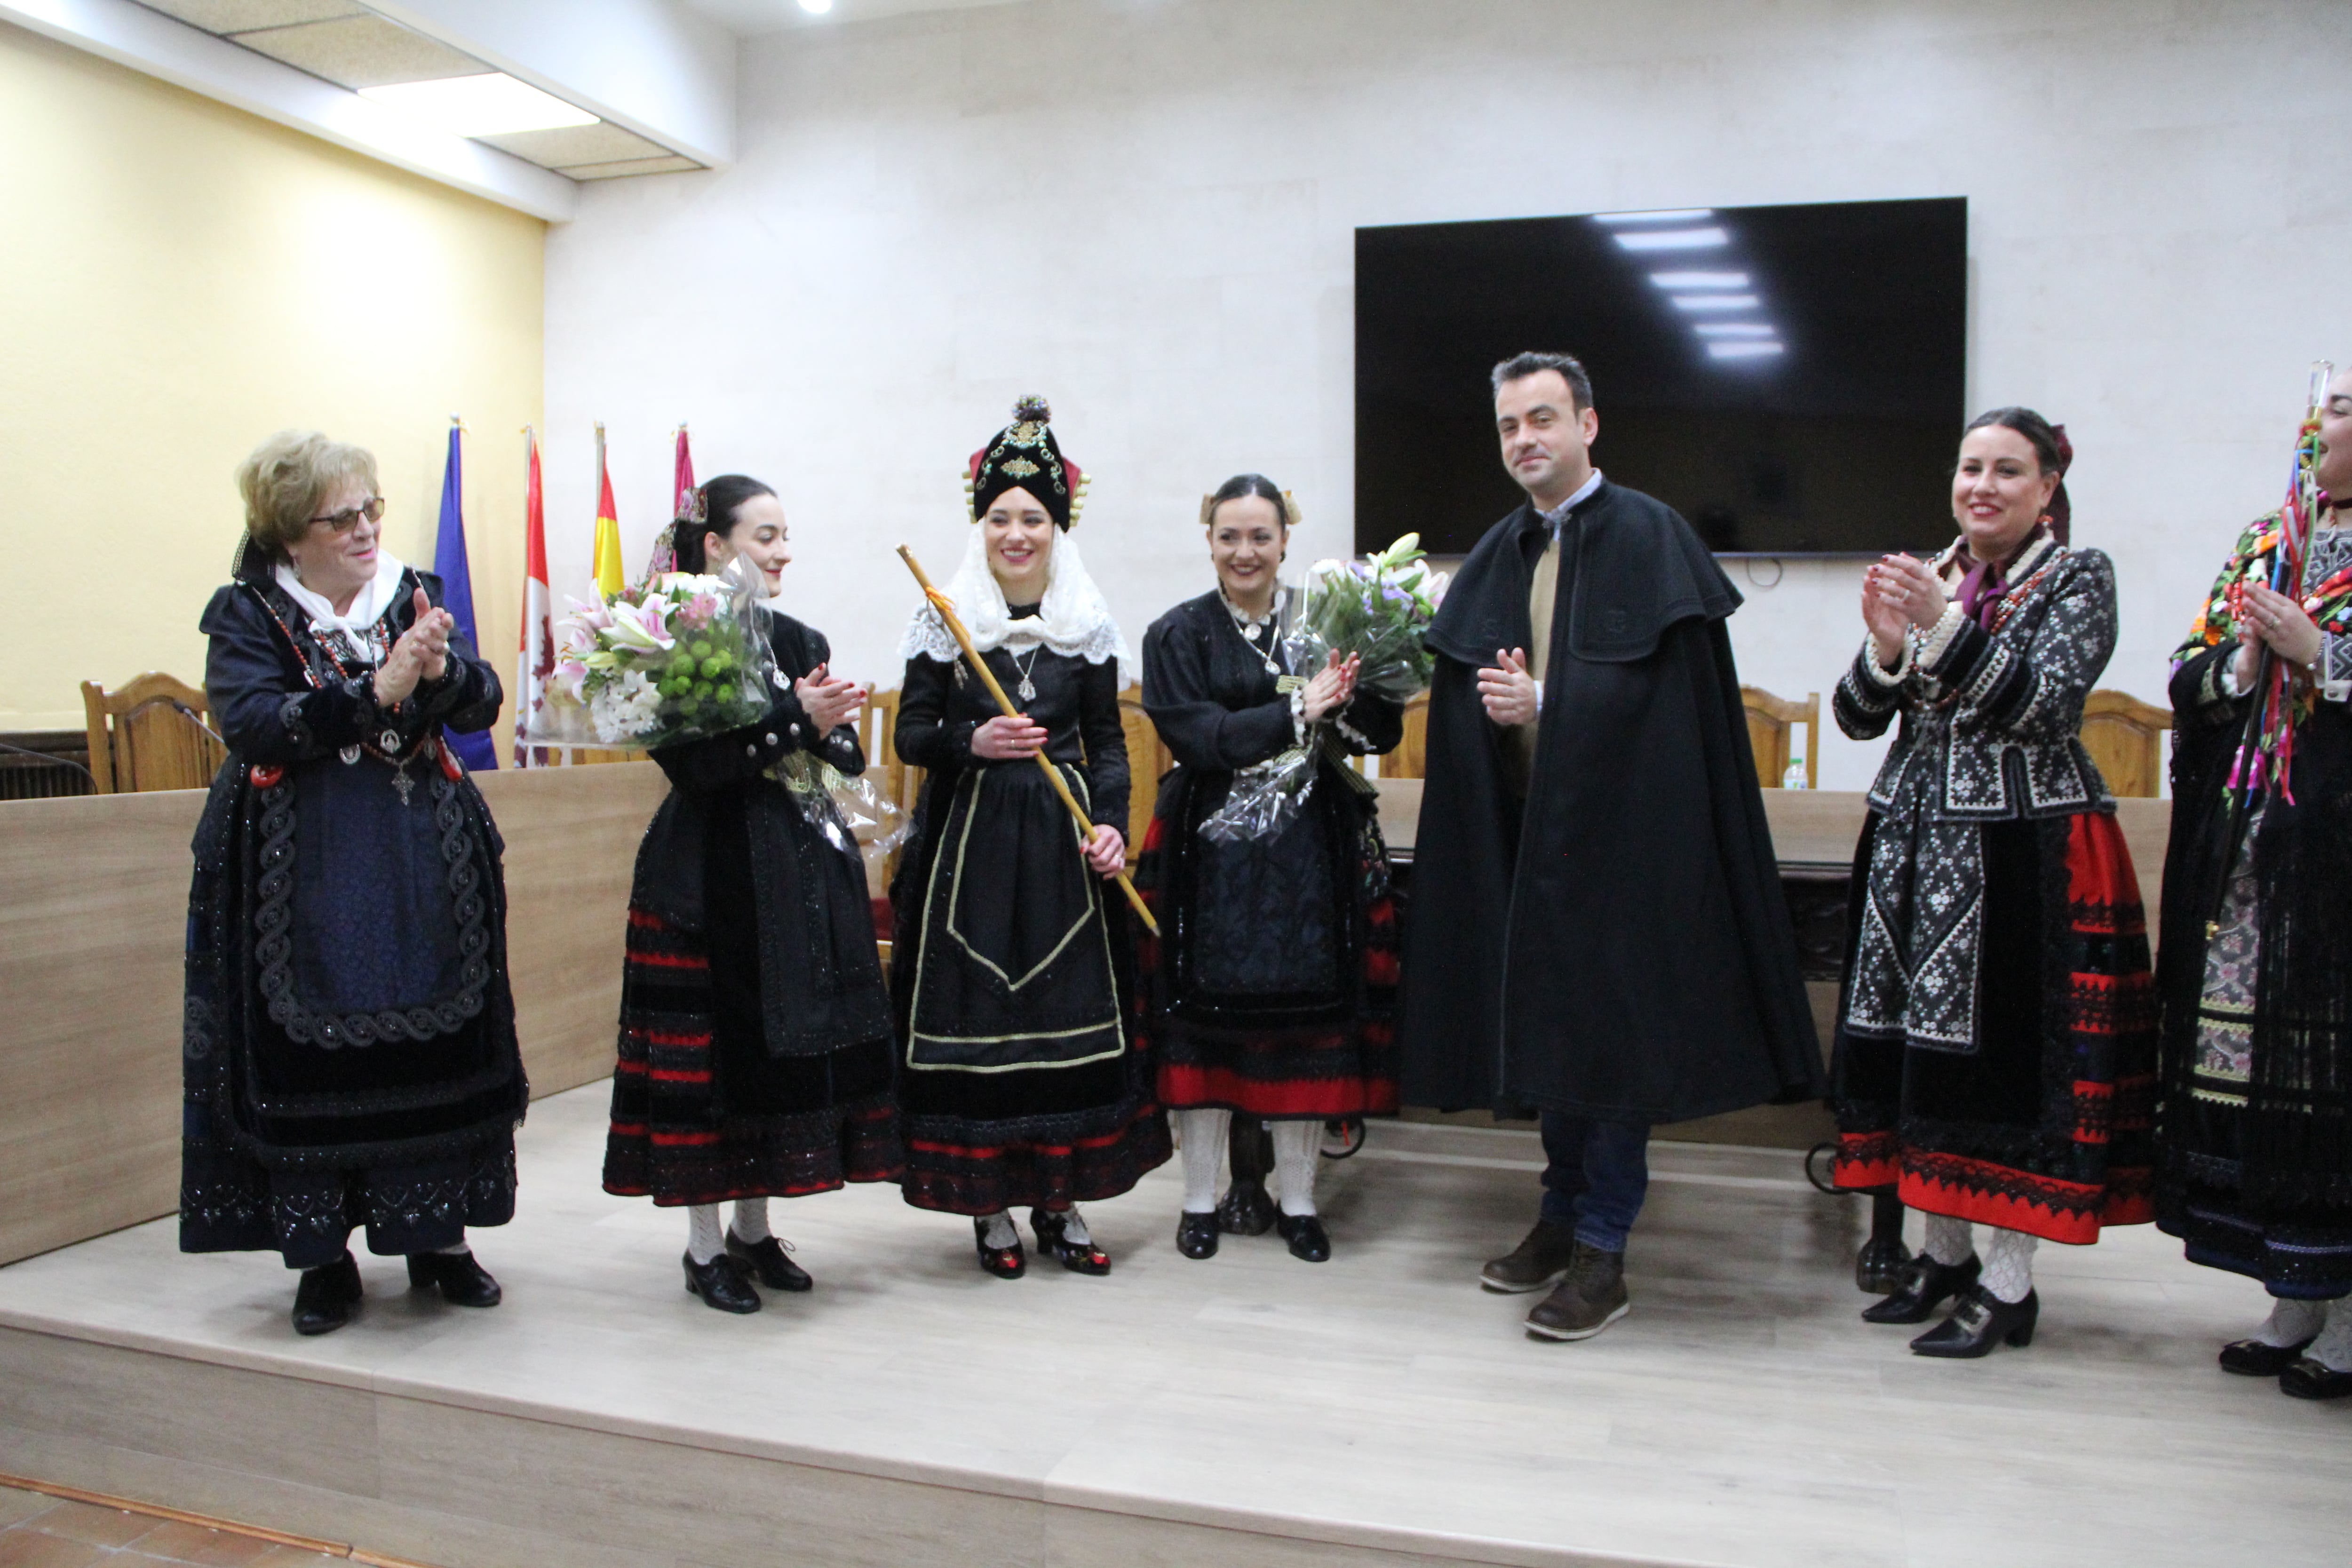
<box><xmin>895</xmin><ymin>544</ymin><xmax>1158</xmax><ymax>935</ymax></box>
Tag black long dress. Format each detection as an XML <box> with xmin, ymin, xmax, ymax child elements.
<box><xmin>2157</xmin><ymin>514</ymin><xmax>2352</xmax><ymax>1296</ymax></box>
<box><xmin>181</xmin><ymin>564</ymin><xmax>526</xmax><ymax>1270</ymax></box>
<box><xmin>1136</xmin><ymin>590</ymin><xmax>1403</xmax><ymax>1119</ymax></box>
<box><xmin>890</xmin><ymin>611</ymin><xmax>1171</xmax><ymax>1213</ymax></box>
<box><xmin>1398</xmin><ymin>483</ymin><xmax>1821</xmax><ymax>1122</ymax></box>
<box><xmin>602</xmin><ymin>610</ymin><xmax>902</xmax><ymax>1207</ymax></box>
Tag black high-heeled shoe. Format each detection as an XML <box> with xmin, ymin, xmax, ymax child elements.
<box><xmin>726</xmin><ymin>1232</ymin><xmax>812</xmax><ymax>1293</ymax></box>
<box><xmin>407</xmin><ymin>1250</ymin><xmax>501</xmax><ymax>1308</ymax></box>
<box><xmin>1176</xmin><ymin>1211</ymin><xmax>1220</xmax><ymax>1259</ymax></box>
<box><xmin>1910</xmin><ymin>1284</ymin><xmax>2037</xmax><ymax>1358</ymax></box>
<box><xmin>1030</xmin><ymin>1208</ymin><xmax>1111</xmax><ymax>1275</ymax></box>
<box><xmin>682</xmin><ymin>1251</ymin><xmax>762</xmax><ymax>1314</ymax></box>
<box><xmin>291</xmin><ymin>1251</ymin><xmax>363</xmax><ymax>1337</ymax></box>
<box><xmin>973</xmin><ymin>1217</ymin><xmax>1026</xmax><ymax>1280</ymax></box>
<box><xmin>1862</xmin><ymin>1252</ymin><xmax>1980</xmax><ymax>1324</ymax></box>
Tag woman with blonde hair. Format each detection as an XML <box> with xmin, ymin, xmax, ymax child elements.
<box><xmin>181</xmin><ymin>430</ymin><xmax>525</xmax><ymax>1335</ymax></box>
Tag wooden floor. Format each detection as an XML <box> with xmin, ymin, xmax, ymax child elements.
<box><xmin>0</xmin><ymin>1483</ymin><xmax>345</xmax><ymax>1567</ymax></box>
<box><xmin>0</xmin><ymin>1084</ymin><xmax>2342</xmax><ymax>1568</ymax></box>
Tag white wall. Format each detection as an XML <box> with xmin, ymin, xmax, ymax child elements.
<box><xmin>544</xmin><ymin>0</ymin><xmax>2351</xmax><ymax>791</ymax></box>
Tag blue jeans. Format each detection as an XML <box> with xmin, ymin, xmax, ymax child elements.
<box><xmin>1538</xmin><ymin>1114</ymin><xmax>1651</xmax><ymax>1254</ymax></box>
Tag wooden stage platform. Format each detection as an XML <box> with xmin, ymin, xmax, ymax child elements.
<box><xmin>0</xmin><ymin>1087</ymin><xmax>2342</xmax><ymax>1568</ymax></box>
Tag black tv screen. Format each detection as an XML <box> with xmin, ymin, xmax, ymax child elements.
<box><xmin>1355</xmin><ymin>197</ymin><xmax>1967</xmax><ymax>557</ymax></box>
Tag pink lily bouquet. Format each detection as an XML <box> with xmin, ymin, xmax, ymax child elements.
<box><xmin>551</xmin><ymin>564</ymin><xmax>779</xmax><ymax>747</ymax></box>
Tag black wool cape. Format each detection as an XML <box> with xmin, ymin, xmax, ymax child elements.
<box><xmin>1398</xmin><ymin>482</ymin><xmax>1822</xmax><ymax>1123</ymax></box>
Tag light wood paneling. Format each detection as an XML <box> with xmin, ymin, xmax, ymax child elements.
<box><xmin>0</xmin><ymin>763</ymin><xmax>667</xmax><ymax>1266</ymax></box>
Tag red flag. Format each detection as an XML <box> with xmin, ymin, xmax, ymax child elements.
<box><xmin>515</xmin><ymin>428</ymin><xmax>552</xmax><ymax>767</ymax></box>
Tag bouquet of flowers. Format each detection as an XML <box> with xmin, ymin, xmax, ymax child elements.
<box><xmin>548</xmin><ymin>558</ymin><xmax>780</xmax><ymax>747</ymax></box>
<box><xmin>1286</xmin><ymin>532</ymin><xmax>1447</xmax><ymax>701</ymax></box>
<box><xmin>1199</xmin><ymin>533</ymin><xmax>1446</xmax><ymax>843</ymax></box>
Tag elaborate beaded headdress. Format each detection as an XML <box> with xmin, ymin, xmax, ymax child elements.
<box><xmin>967</xmin><ymin>395</ymin><xmax>1090</xmax><ymax>530</ymax></box>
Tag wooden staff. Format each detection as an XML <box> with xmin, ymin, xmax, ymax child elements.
<box><xmin>897</xmin><ymin>545</ymin><xmax>1158</xmax><ymax>935</ymax></box>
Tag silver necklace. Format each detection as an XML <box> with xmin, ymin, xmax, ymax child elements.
<box><xmin>1009</xmin><ymin>644</ymin><xmax>1043</xmax><ymax>703</ymax></box>
<box><xmin>1220</xmin><ymin>588</ymin><xmax>1282</xmax><ymax>677</ymax></box>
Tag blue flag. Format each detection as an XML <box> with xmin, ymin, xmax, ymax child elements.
<box><xmin>433</xmin><ymin>422</ymin><xmax>499</xmax><ymax>772</ymax></box>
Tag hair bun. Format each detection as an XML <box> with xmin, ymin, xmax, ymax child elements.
<box><xmin>1012</xmin><ymin>395</ymin><xmax>1051</xmax><ymax>424</ymax></box>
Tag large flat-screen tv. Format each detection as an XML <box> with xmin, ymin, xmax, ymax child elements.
<box><xmin>1355</xmin><ymin>197</ymin><xmax>1967</xmax><ymax>557</ymax></box>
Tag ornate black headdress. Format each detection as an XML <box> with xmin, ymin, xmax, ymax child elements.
<box><xmin>967</xmin><ymin>395</ymin><xmax>1090</xmax><ymax>530</ymax></box>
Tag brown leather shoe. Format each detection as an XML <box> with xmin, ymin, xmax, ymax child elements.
<box><xmin>1525</xmin><ymin>1242</ymin><xmax>1629</xmax><ymax>1341</ymax></box>
<box><xmin>1480</xmin><ymin>1218</ymin><xmax>1580</xmax><ymax>1293</ymax></box>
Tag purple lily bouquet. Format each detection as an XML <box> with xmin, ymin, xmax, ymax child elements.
<box><xmin>549</xmin><ymin>560</ymin><xmax>779</xmax><ymax>747</ymax></box>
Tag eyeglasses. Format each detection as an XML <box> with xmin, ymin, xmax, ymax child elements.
<box><xmin>307</xmin><ymin>497</ymin><xmax>385</xmax><ymax>533</ymax></box>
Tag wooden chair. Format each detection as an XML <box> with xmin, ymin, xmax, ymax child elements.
<box><xmin>82</xmin><ymin>673</ymin><xmax>227</xmax><ymax>793</ymax></box>
<box><xmin>860</xmin><ymin>686</ymin><xmax>919</xmax><ymax>814</ymax></box>
<box><xmin>1383</xmin><ymin>690</ymin><xmax>1431</xmax><ymax>780</ymax></box>
<box><xmin>1741</xmin><ymin>686</ymin><xmax>1819</xmax><ymax>789</ymax></box>
<box><xmin>1117</xmin><ymin>684</ymin><xmax>1171</xmax><ymax>851</ymax></box>
<box><xmin>2080</xmin><ymin>689</ymin><xmax>2171</xmax><ymax>799</ymax></box>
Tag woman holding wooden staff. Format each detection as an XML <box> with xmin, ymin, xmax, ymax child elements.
<box><xmin>891</xmin><ymin>396</ymin><xmax>1170</xmax><ymax>1278</ymax></box>
<box><xmin>2157</xmin><ymin>365</ymin><xmax>2352</xmax><ymax>1399</ymax></box>
<box><xmin>1136</xmin><ymin>475</ymin><xmax>1403</xmax><ymax>1264</ymax></box>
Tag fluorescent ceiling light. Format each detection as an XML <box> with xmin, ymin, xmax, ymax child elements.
<box><xmin>1695</xmin><ymin>323</ymin><xmax>1776</xmax><ymax>338</ymax></box>
<box><xmin>1650</xmin><ymin>271</ymin><xmax>1748</xmax><ymax>289</ymax></box>
<box><xmin>1613</xmin><ymin>228</ymin><xmax>1728</xmax><ymax>252</ymax></box>
<box><xmin>1707</xmin><ymin>341</ymin><xmax>1786</xmax><ymax>360</ymax></box>
<box><xmin>1594</xmin><ymin>208</ymin><xmax>1715</xmax><ymax>224</ymax></box>
<box><xmin>359</xmin><ymin>74</ymin><xmax>598</xmax><ymax>137</ymax></box>
<box><xmin>1670</xmin><ymin>294</ymin><xmax>1760</xmax><ymax>312</ymax></box>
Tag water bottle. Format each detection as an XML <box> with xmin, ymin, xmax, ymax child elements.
<box><xmin>1782</xmin><ymin>758</ymin><xmax>1809</xmax><ymax>789</ymax></box>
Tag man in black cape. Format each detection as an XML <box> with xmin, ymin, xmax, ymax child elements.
<box><xmin>1400</xmin><ymin>351</ymin><xmax>1821</xmax><ymax>1342</ymax></box>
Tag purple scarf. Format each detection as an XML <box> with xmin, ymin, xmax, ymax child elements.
<box><xmin>1954</xmin><ymin>525</ymin><xmax>2048</xmax><ymax>631</ymax></box>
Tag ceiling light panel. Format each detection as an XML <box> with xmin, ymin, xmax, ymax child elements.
<box><xmin>1594</xmin><ymin>208</ymin><xmax>1715</xmax><ymax>224</ymax></box>
<box><xmin>1650</xmin><ymin>271</ymin><xmax>1748</xmax><ymax>289</ymax></box>
<box><xmin>135</xmin><ymin>1</ymin><xmax>363</xmax><ymax>29</ymax></box>
<box><xmin>1707</xmin><ymin>341</ymin><xmax>1786</xmax><ymax>359</ymax></box>
<box><xmin>1694</xmin><ymin>324</ymin><xmax>1777</xmax><ymax>337</ymax></box>
<box><xmin>361</xmin><ymin>74</ymin><xmax>599</xmax><ymax>136</ymax></box>
<box><xmin>232</xmin><ymin>14</ymin><xmax>483</xmax><ymax>88</ymax></box>
<box><xmin>1670</xmin><ymin>294</ymin><xmax>1760</xmax><ymax>312</ymax></box>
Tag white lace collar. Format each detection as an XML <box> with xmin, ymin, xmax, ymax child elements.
<box><xmin>899</xmin><ymin>527</ymin><xmax>1131</xmax><ymax>677</ymax></box>
<box><xmin>275</xmin><ymin>551</ymin><xmax>406</xmax><ymax>633</ymax></box>
<box><xmin>1218</xmin><ymin>583</ymin><xmax>1286</xmax><ymax>632</ymax></box>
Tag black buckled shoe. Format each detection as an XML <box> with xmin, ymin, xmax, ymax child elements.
<box><xmin>1176</xmin><ymin>1211</ymin><xmax>1220</xmax><ymax>1259</ymax></box>
<box><xmin>726</xmin><ymin>1232</ymin><xmax>812</xmax><ymax>1293</ymax></box>
<box><xmin>407</xmin><ymin>1250</ymin><xmax>502</xmax><ymax>1308</ymax></box>
<box><xmin>291</xmin><ymin>1251</ymin><xmax>363</xmax><ymax>1337</ymax></box>
<box><xmin>683</xmin><ymin>1250</ymin><xmax>762</xmax><ymax>1313</ymax></box>
<box><xmin>1030</xmin><ymin>1209</ymin><xmax>1112</xmax><ymax>1275</ymax></box>
<box><xmin>973</xmin><ymin>1218</ymin><xmax>1026</xmax><ymax>1280</ymax></box>
<box><xmin>2220</xmin><ymin>1337</ymin><xmax>2316</xmax><ymax>1377</ymax></box>
<box><xmin>1216</xmin><ymin>1176</ymin><xmax>1277</xmax><ymax>1237</ymax></box>
<box><xmin>1862</xmin><ymin>1252</ymin><xmax>1981</xmax><ymax>1324</ymax></box>
<box><xmin>1910</xmin><ymin>1284</ymin><xmax>2037</xmax><ymax>1358</ymax></box>
<box><xmin>1855</xmin><ymin>1235</ymin><xmax>1914</xmax><ymax>1296</ymax></box>
<box><xmin>1276</xmin><ymin>1211</ymin><xmax>1331</xmax><ymax>1263</ymax></box>
<box><xmin>2280</xmin><ymin>1356</ymin><xmax>2352</xmax><ymax>1400</ymax></box>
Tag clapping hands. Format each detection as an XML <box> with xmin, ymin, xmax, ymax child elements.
<box><xmin>374</xmin><ymin>586</ymin><xmax>455</xmax><ymax>706</ymax></box>
<box><xmin>795</xmin><ymin>663</ymin><xmax>867</xmax><ymax>734</ymax></box>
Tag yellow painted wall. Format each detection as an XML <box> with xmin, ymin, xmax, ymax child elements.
<box><xmin>0</xmin><ymin>23</ymin><xmax>544</xmax><ymax>733</ymax></box>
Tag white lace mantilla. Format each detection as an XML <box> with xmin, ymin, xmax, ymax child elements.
<box><xmin>898</xmin><ymin>527</ymin><xmax>1131</xmax><ymax>677</ymax></box>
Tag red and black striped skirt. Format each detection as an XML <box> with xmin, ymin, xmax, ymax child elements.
<box><xmin>604</xmin><ymin>906</ymin><xmax>902</xmax><ymax>1207</ymax></box>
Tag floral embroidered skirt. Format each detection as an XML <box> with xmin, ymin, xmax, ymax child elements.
<box><xmin>1832</xmin><ymin>810</ymin><xmax>2159</xmax><ymax>1244</ymax></box>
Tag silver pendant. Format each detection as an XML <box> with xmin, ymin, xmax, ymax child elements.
<box><xmin>1017</xmin><ymin>676</ymin><xmax>1037</xmax><ymax>702</ymax></box>
<box><xmin>390</xmin><ymin>768</ymin><xmax>414</xmax><ymax>808</ymax></box>
<box><xmin>339</xmin><ymin>744</ymin><xmax>361</xmax><ymax>765</ymax></box>
<box><xmin>379</xmin><ymin>728</ymin><xmax>401</xmax><ymax>754</ymax></box>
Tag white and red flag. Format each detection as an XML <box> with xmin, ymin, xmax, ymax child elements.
<box><xmin>514</xmin><ymin>426</ymin><xmax>553</xmax><ymax>766</ymax></box>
